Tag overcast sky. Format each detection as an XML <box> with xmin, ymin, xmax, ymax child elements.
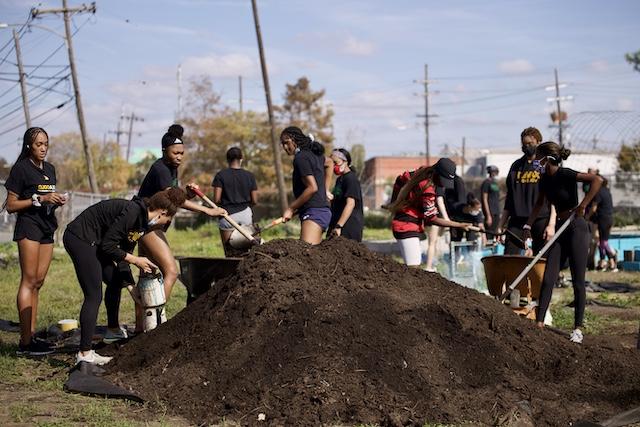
<box><xmin>1</xmin><ymin>0</ymin><xmax>639</xmax><ymax>162</ymax></box>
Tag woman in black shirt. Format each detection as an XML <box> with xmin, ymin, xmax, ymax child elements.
<box><xmin>136</xmin><ymin>125</ymin><xmax>226</xmax><ymax>332</ymax></box>
<box><xmin>523</xmin><ymin>142</ymin><xmax>602</xmax><ymax>344</ymax></box>
<box><xmin>280</xmin><ymin>126</ymin><xmax>331</xmax><ymax>245</ymax></box>
<box><xmin>4</xmin><ymin>127</ymin><xmax>67</xmax><ymax>356</ymax></box>
<box><xmin>327</xmin><ymin>148</ymin><xmax>364</xmax><ymax>242</ymax></box>
<box><xmin>213</xmin><ymin>147</ymin><xmax>258</xmax><ymax>254</ymax></box>
<box><xmin>64</xmin><ymin>188</ymin><xmax>187</xmax><ymax>365</ymax></box>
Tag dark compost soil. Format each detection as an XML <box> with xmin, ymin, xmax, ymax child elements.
<box><xmin>108</xmin><ymin>238</ymin><xmax>640</xmax><ymax>426</ymax></box>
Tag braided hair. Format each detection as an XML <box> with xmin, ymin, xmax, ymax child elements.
<box><xmin>281</xmin><ymin>126</ymin><xmax>325</xmax><ymax>156</ymax></box>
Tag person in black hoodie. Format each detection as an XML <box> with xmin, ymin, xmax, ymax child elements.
<box><xmin>498</xmin><ymin>127</ymin><xmax>557</xmax><ymax>255</ymax></box>
<box><xmin>4</xmin><ymin>127</ymin><xmax>68</xmax><ymax>356</ymax></box>
<box><xmin>63</xmin><ymin>188</ymin><xmax>187</xmax><ymax>365</ymax></box>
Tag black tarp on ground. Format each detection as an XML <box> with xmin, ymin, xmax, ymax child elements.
<box><xmin>64</xmin><ymin>362</ymin><xmax>143</xmax><ymax>402</ymax></box>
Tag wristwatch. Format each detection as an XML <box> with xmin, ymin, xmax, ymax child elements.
<box><xmin>31</xmin><ymin>193</ymin><xmax>42</xmax><ymax>207</ymax></box>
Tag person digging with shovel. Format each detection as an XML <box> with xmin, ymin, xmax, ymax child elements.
<box><xmin>280</xmin><ymin>126</ymin><xmax>332</xmax><ymax>245</ymax></box>
<box><xmin>385</xmin><ymin>158</ymin><xmax>474</xmax><ymax>267</ymax></box>
<box><xmin>523</xmin><ymin>142</ymin><xmax>602</xmax><ymax>344</ymax></box>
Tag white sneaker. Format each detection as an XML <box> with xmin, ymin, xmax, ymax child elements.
<box><xmin>569</xmin><ymin>329</ymin><xmax>583</xmax><ymax>344</ymax></box>
<box><xmin>103</xmin><ymin>327</ymin><xmax>128</xmax><ymax>344</ymax></box>
<box><xmin>76</xmin><ymin>350</ymin><xmax>113</xmax><ymax>365</ymax></box>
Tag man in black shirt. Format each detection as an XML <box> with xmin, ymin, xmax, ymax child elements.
<box><xmin>498</xmin><ymin>127</ymin><xmax>556</xmax><ymax>255</ymax></box>
<box><xmin>481</xmin><ymin>165</ymin><xmax>501</xmax><ymax>237</ymax></box>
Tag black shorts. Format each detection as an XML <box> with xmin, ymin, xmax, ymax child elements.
<box><xmin>14</xmin><ymin>218</ymin><xmax>55</xmax><ymax>244</ymax></box>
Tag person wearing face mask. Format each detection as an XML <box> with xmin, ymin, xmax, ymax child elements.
<box><xmin>481</xmin><ymin>165</ymin><xmax>501</xmax><ymax>240</ymax></box>
<box><xmin>385</xmin><ymin>158</ymin><xmax>473</xmax><ymax>267</ymax></box>
<box><xmin>450</xmin><ymin>192</ymin><xmax>485</xmax><ymax>245</ymax></box>
<box><xmin>498</xmin><ymin>127</ymin><xmax>557</xmax><ymax>255</ymax></box>
<box><xmin>327</xmin><ymin>148</ymin><xmax>364</xmax><ymax>242</ymax></box>
<box><xmin>523</xmin><ymin>142</ymin><xmax>602</xmax><ymax>344</ymax></box>
<box><xmin>134</xmin><ymin>124</ymin><xmax>226</xmax><ymax>335</ymax></box>
<box><xmin>64</xmin><ymin>188</ymin><xmax>188</xmax><ymax>364</ymax></box>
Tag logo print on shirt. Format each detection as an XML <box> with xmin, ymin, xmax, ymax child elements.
<box><xmin>128</xmin><ymin>231</ymin><xmax>144</xmax><ymax>242</ymax></box>
<box><xmin>516</xmin><ymin>170</ymin><xmax>541</xmax><ymax>184</ymax></box>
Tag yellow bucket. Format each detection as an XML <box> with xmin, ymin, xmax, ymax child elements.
<box><xmin>58</xmin><ymin>319</ymin><xmax>78</xmax><ymax>332</ymax></box>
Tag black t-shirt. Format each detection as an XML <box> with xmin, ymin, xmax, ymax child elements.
<box><xmin>138</xmin><ymin>158</ymin><xmax>178</xmax><ymax>198</ymax></box>
<box><xmin>4</xmin><ymin>158</ymin><xmax>58</xmax><ymax>235</ymax></box>
<box><xmin>292</xmin><ymin>149</ymin><xmax>329</xmax><ymax>210</ymax></box>
<box><xmin>330</xmin><ymin>171</ymin><xmax>364</xmax><ymax>241</ymax></box>
<box><xmin>66</xmin><ymin>198</ymin><xmax>149</xmax><ymax>262</ymax></box>
<box><xmin>212</xmin><ymin>168</ymin><xmax>257</xmax><ymax>214</ymax></box>
<box><xmin>595</xmin><ymin>186</ymin><xmax>613</xmax><ymax>217</ymax></box>
<box><xmin>481</xmin><ymin>177</ymin><xmax>500</xmax><ymax>217</ymax></box>
<box><xmin>505</xmin><ymin>156</ymin><xmax>550</xmax><ymax>222</ymax></box>
<box><xmin>539</xmin><ymin>167</ymin><xmax>579</xmax><ymax>214</ymax></box>
<box><xmin>444</xmin><ymin>176</ymin><xmax>466</xmax><ymax>214</ymax></box>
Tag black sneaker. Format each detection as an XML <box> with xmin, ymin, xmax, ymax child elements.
<box><xmin>16</xmin><ymin>340</ymin><xmax>55</xmax><ymax>357</ymax></box>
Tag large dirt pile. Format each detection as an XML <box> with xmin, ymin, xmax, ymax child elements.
<box><xmin>109</xmin><ymin>238</ymin><xmax>640</xmax><ymax>426</ymax></box>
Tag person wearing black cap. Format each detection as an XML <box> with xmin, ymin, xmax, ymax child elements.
<box><xmin>385</xmin><ymin>158</ymin><xmax>473</xmax><ymax>267</ymax></box>
<box><xmin>481</xmin><ymin>165</ymin><xmax>501</xmax><ymax>238</ymax></box>
<box><xmin>134</xmin><ymin>124</ymin><xmax>226</xmax><ymax>334</ymax></box>
<box><xmin>498</xmin><ymin>127</ymin><xmax>557</xmax><ymax>255</ymax></box>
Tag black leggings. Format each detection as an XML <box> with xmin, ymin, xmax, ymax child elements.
<box><xmin>537</xmin><ymin>217</ymin><xmax>589</xmax><ymax>328</ymax></box>
<box><xmin>63</xmin><ymin>231</ymin><xmax>122</xmax><ymax>351</ymax></box>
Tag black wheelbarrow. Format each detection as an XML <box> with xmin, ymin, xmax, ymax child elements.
<box><xmin>177</xmin><ymin>257</ymin><xmax>242</xmax><ymax>304</ymax></box>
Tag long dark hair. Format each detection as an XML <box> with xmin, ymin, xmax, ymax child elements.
<box><xmin>281</xmin><ymin>126</ymin><xmax>324</xmax><ymax>156</ymax></box>
<box><xmin>16</xmin><ymin>127</ymin><xmax>48</xmax><ymax>162</ymax></box>
<box><xmin>386</xmin><ymin>166</ymin><xmax>435</xmax><ymax>213</ymax></box>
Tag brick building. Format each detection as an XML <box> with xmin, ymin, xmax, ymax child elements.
<box><xmin>362</xmin><ymin>156</ymin><xmax>463</xmax><ymax>210</ymax></box>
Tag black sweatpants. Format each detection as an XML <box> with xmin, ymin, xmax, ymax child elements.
<box><xmin>536</xmin><ymin>216</ymin><xmax>589</xmax><ymax>328</ymax></box>
<box><xmin>504</xmin><ymin>216</ymin><xmax>549</xmax><ymax>255</ymax></box>
<box><xmin>63</xmin><ymin>231</ymin><xmax>123</xmax><ymax>351</ymax></box>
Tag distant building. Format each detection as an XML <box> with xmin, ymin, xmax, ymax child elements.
<box><xmin>362</xmin><ymin>156</ymin><xmax>463</xmax><ymax>210</ymax></box>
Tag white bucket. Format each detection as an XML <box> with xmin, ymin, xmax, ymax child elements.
<box><xmin>138</xmin><ymin>274</ymin><xmax>165</xmax><ymax>308</ymax></box>
<box><xmin>144</xmin><ymin>306</ymin><xmax>167</xmax><ymax>332</ymax></box>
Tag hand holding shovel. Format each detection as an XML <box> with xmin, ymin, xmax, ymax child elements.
<box><xmin>188</xmin><ymin>185</ymin><xmax>259</xmax><ymax>246</ymax></box>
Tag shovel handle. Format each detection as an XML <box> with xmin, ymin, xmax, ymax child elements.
<box><xmin>190</xmin><ymin>186</ymin><xmax>258</xmax><ymax>244</ymax></box>
<box><xmin>253</xmin><ymin>217</ymin><xmax>285</xmax><ymax>236</ymax></box>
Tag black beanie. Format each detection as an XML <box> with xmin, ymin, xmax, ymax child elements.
<box><xmin>162</xmin><ymin>124</ymin><xmax>184</xmax><ymax>149</ymax></box>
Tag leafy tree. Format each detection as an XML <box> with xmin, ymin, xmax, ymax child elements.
<box><xmin>349</xmin><ymin>143</ymin><xmax>366</xmax><ymax>179</ymax></box>
<box><xmin>617</xmin><ymin>141</ymin><xmax>640</xmax><ymax>172</ymax></box>
<box><xmin>278</xmin><ymin>77</ymin><xmax>334</xmax><ymax>146</ymax></box>
<box><xmin>626</xmin><ymin>50</ymin><xmax>640</xmax><ymax>72</ymax></box>
<box><xmin>129</xmin><ymin>151</ymin><xmax>158</xmax><ymax>188</ymax></box>
<box><xmin>47</xmin><ymin>132</ymin><xmax>133</xmax><ymax>193</ymax></box>
<box><xmin>0</xmin><ymin>157</ymin><xmax>10</xmax><ymax>180</ymax></box>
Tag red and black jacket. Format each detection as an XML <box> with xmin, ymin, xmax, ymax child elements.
<box><xmin>390</xmin><ymin>169</ymin><xmax>438</xmax><ymax>239</ymax></box>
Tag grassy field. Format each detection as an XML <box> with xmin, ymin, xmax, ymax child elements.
<box><xmin>0</xmin><ymin>223</ymin><xmax>637</xmax><ymax>426</ymax></box>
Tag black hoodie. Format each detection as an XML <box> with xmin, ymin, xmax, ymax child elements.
<box><xmin>66</xmin><ymin>197</ymin><xmax>149</xmax><ymax>261</ymax></box>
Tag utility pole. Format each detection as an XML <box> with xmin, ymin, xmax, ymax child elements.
<box><xmin>554</xmin><ymin>68</ymin><xmax>563</xmax><ymax>145</ymax></box>
<box><xmin>461</xmin><ymin>136</ymin><xmax>466</xmax><ymax>177</ymax></box>
<box><xmin>13</xmin><ymin>29</ymin><xmax>31</xmax><ymax>128</ymax></box>
<box><xmin>125</xmin><ymin>112</ymin><xmax>144</xmax><ymax>162</ymax></box>
<box><xmin>32</xmin><ymin>1</ymin><xmax>98</xmax><ymax>193</ymax></box>
<box><xmin>415</xmin><ymin>64</ymin><xmax>437</xmax><ymax>166</ymax></box>
<box><xmin>251</xmin><ymin>0</ymin><xmax>287</xmax><ymax>212</ymax></box>
<box><xmin>238</xmin><ymin>75</ymin><xmax>243</xmax><ymax>114</ymax></box>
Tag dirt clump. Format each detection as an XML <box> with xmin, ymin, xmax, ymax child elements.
<box><xmin>108</xmin><ymin>238</ymin><xmax>640</xmax><ymax>426</ymax></box>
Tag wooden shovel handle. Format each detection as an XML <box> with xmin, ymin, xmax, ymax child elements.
<box><xmin>190</xmin><ymin>186</ymin><xmax>258</xmax><ymax>244</ymax></box>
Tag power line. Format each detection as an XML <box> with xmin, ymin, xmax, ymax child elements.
<box><xmin>0</xmin><ymin>98</ymin><xmax>72</xmax><ymax>138</ymax></box>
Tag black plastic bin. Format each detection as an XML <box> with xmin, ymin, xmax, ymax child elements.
<box><xmin>177</xmin><ymin>257</ymin><xmax>241</xmax><ymax>304</ymax></box>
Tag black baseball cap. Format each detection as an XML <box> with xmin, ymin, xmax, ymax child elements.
<box><xmin>434</xmin><ymin>158</ymin><xmax>456</xmax><ymax>189</ymax></box>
